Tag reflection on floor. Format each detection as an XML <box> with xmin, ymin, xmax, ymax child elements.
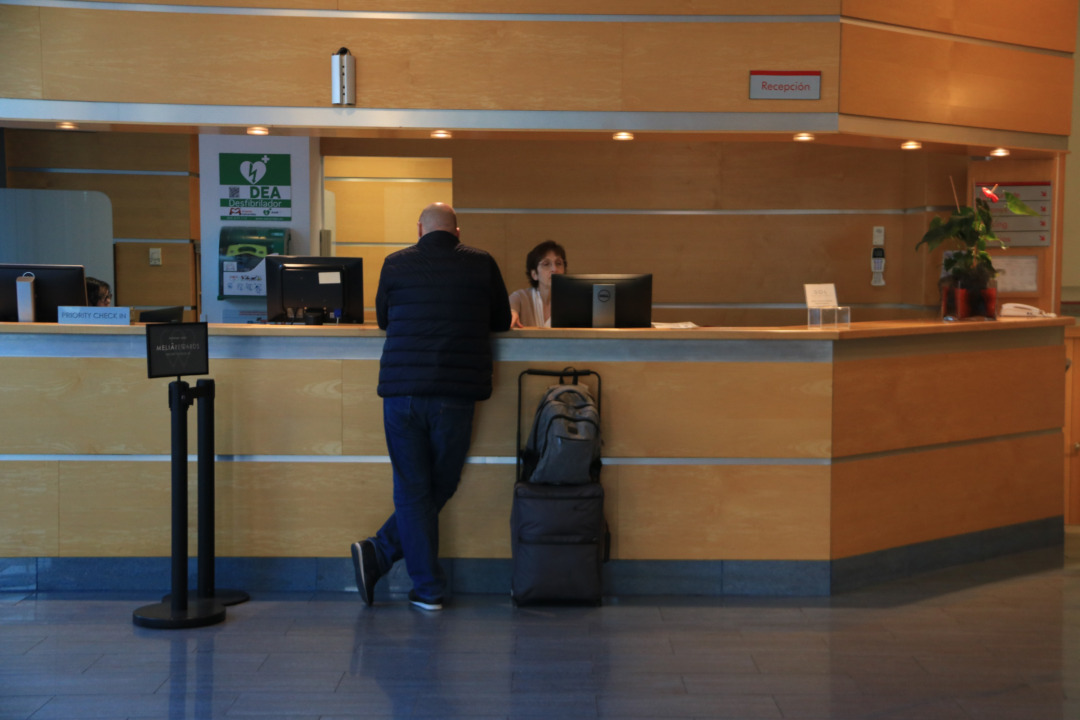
<box><xmin>2</xmin><ymin>533</ymin><xmax>1080</xmax><ymax>719</ymax></box>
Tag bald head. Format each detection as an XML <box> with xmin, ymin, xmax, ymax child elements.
<box><xmin>418</xmin><ymin>203</ymin><xmax>459</xmax><ymax>238</ymax></box>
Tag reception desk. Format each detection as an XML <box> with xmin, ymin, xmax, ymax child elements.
<box><xmin>0</xmin><ymin>318</ymin><xmax>1068</xmax><ymax>595</ymax></box>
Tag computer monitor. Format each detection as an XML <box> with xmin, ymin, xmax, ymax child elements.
<box><xmin>265</xmin><ymin>255</ymin><xmax>364</xmax><ymax>324</ymax></box>
<box><xmin>0</xmin><ymin>263</ymin><xmax>88</xmax><ymax>323</ymax></box>
<box><xmin>139</xmin><ymin>306</ymin><xmax>185</xmax><ymax>324</ymax></box>
<box><xmin>551</xmin><ymin>273</ymin><xmax>653</xmax><ymax>328</ymax></box>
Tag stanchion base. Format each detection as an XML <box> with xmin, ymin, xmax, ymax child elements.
<box><xmin>132</xmin><ymin>599</ymin><xmax>226</xmax><ymax>629</ymax></box>
<box><xmin>163</xmin><ymin>588</ymin><xmax>250</xmax><ymax>607</ymax></box>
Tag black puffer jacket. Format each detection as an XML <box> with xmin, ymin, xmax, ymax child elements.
<box><xmin>376</xmin><ymin>230</ymin><xmax>511</xmax><ymax>400</ymax></box>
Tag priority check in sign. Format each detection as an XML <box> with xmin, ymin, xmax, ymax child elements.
<box><xmin>749</xmin><ymin>71</ymin><xmax>821</xmax><ymax>100</ymax></box>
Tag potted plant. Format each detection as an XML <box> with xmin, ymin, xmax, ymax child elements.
<box><xmin>916</xmin><ymin>181</ymin><xmax>1038</xmax><ymax>319</ymax></box>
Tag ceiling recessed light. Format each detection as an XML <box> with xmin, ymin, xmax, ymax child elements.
<box><xmin>989</xmin><ymin>147</ymin><xmax>1011</xmax><ymax>157</ymax></box>
<box><xmin>901</xmin><ymin>140</ymin><xmax>922</xmax><ymax>150</ymax></box>
<box><xmin>613</xmin><ymin>131</ymin><xmax>634</xmax><ymax>141</ymax></box>
<box><xmin>793</xmin><ymin>132</ymin><xmax>815</xmax><ymax>142</ymax></box>
<box><xmin>430</xmin><ymin>129</ymin><xmax>452</xmax><ymax>139</ymax></box>
<box><xmin>246</xmin><ymin>126</ymin><xmax>269</xmax><ymax>136</ymax></box>
<box><xmin>56</xmin><ymin>121</ymin><xmax>78</xmax><ymax>130</ymax></box>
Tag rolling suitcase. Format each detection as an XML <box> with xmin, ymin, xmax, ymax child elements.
<box><xmin>511</xmin><ymin>368</ymin><xmax>607</xmax><ymax>606</ymax></box>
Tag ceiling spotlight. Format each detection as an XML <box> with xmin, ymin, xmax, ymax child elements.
<box><xmin>793</xmin><ymin>132</ymin><xmax>815</xmax><ymax>142</ymax></box>
<box><xmin>56</xmin><ymin>121</ymin><xmax>78</xmax><ymax>130</ymax></box>
<box><xmin>901</xmin><ymin>140</ymin><xmax>922</xmax><ymax>150</ymax></box>
<box><xmin>430</xmin><ymin>129</ymin><xmax>453</xmax><ymax>139</ymax></box>
<box><xmin>989</xmin><ymin>147</ymin><xmax>1011</xmax><ymax>157</ymax></box>
<box><xmin>613</xmin><ymin>131</ymin><xmax>634</xmax><ymax>141</ymax></box>
<box><xmin>246</xmin><ymin>126</ymin><xmax>269</xmax><ymax>136</ymax></box>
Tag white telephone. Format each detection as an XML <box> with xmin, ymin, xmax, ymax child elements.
<box><xmin>1000</xmin><ymin>303</ymin><xmax>1055</xmax><ymax>317</ymax></box>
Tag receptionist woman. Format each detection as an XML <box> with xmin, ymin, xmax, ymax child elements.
<box><xmin>509</xmin><ymin>240</ymin><xmax>567</xmax><ymax>328</ymax></box>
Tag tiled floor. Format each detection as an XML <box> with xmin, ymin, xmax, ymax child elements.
<box><xmin>3</xmin><ymin>537</ymin><xmax>1080</xmax><ymax>719</ymax></box>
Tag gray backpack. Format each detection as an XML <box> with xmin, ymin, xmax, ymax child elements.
<box><xmin>521</xmin><ymin>382</ymin><xmax>602</xmax><ymax>485</ymax></box>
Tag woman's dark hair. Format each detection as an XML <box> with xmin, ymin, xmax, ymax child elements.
<box><xmin>86</xmin><ymin>277</ymin><xmax>111</xmax><ymax>306</ymax></box>
<box><xmin>525</xmin><ymin>240</ymin><xmax>567</xmax><ymax>289</ymax></box>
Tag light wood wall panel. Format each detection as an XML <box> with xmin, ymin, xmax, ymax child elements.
<box><xmin>842</xmin><ymin>0</ymin><xmax>1078</xmax><ymax>53</ymax></box>
<box><xmin>832</xmin><ymin>433</ymin><xmax>1064</xmax><ymax>558</ymax></box>
<box><xmin>615</xmin><ymin>464</ymin><xmax>831</xmax><ymax>561</ymax></box>
<box><xmin>97</xmin><ymin>0</ymin><xmax>842</xmax><ymax>13</ymax></box>
<box><xmin>839</xmin><ymin>24</ymin><xmax>1074</xmax><ymax>136</ymax></box>
<box><xmin>0</xmin><ymin>6</ymin><xmax>43</xmax><ymax>100</ymax></box>
<box><xmin>334</xmin><ymin>244</ymin><xmax>399</xmax><ymax>313</ymax></box>
<box><xmin>6</xmin><ymin>130</ymin><xmax>193</xmax><ymax>172</ymax></box>
<box><xmin>327</xmin><ymin>180</ymin><xmax>452</xmax><ymax>245</ymax></box>
<box><xmin>30</xmin><ymin>9</ymin><xmax>839</xmax><ymax>113</ymax></box>
<box><xmin>833</xmin><ymin>344</ymin><xmax>1066</xmax><ymax>457</ymax></box>
<box><xmin>0</xmin><ymin>462</ymin><xmax>59</xmax><ymax>557</ymax></box>
<box><xmin>623</xmin><ymin>22</ymin><xmax>838</xmax><ymax>113</ymax></box>
<box><xmin>324</xmin><ymin>138</ymin><xmax>944</xmax><ymax>313</ymax></box>
<box><xmin>114</xmin><ymin>241</ymin><xmax>197</xmax><ymax>307</ymax></box>
<box><xmin>8</xmin><ymin>171</ymin><xmax>193</xmax><ymax>240</ymax></box>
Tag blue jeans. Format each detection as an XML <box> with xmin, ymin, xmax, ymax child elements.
<box><xmin>371</xmin><ymin>395</ymin><xmax>476</xmax><ymax>601</ymax></box>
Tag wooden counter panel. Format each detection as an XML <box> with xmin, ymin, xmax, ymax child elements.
<box><xmin>212</xmin><ymin>461</ymin><xmax>394</xmax><ymax>558</ymax></box>
<box><xmin>0</xmin><ymin>359</ymin><xmax>172</xmax><ymax>454</ymax></box>
<box><xmin>0</xmin><ymin>6</ymin><xmax>43</xmax><ymax>100</ymax></box>
<box><xmin>0</xmin><ymin>358</ymin><xmax>343</xmax><ymax>455</ymax></box>
<box><xmin>615</xmin><ymin>463</ymin><xmax>831</xmax><ymax>561</ymax></box>
<box><xmin>839</xmin><ymin>24</ymin><xmax>1073</xmax><ymax>137</ymax></box>
<box><xmin>211</xmin><ymin>359</ymin><xmax>344</xmax><ymax>456</ymax></box>
<box><xmin>495</xmin><ymin>360</ymin><xmax>833</xmax><ymax>459</ymax></box>
<box><xmin>7</xmin><ymin>170</ymin><xmax>192</xmax><ymax>240</ymax></box>
<box><xmin>58</xmin><ymin>461</ymin><xmax>172</xmax><ymax>557</ymax></box>
<box><xmin>842</xmin><ymin>0</ymin><xmax>1078</xmax><ymax>53</ymax></box>
<box><xmin>342</xmin><ymin>360</ymin><xmax>385</xmax><ymax>456</ymax></box>
<box><xmin>832</xmin><ymin>432</ymin><xmax>1063</xmax><ymax>559</ymax></box>
<box><xmin>834</xmin><ymin>344</ymin><xmax>1065</xmax><ymax>457</ymax></box>
<box><xmin>0</xmin><ymin>462</ymin><xmax>58</xmax><ymax>557</ymax></box>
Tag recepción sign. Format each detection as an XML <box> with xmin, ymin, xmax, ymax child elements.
<box><xmin>750</xmin><ymin>71</ymin><xmax>821</xmax><ymax>100</ymax></box>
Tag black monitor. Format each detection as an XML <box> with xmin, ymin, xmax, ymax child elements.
<box><xmin>265</xmin><ymin>255</ymin><xmax>364</xmax><ymax>324</ymax></box>
<box><xmin>139</xmin><ymin>306</ymin><xmax>185</xmax><ymax>324</ymax></box>
<box><xmin>551</xmin><ymin>273</ymin><xmax>653</xmax><ymax>328</ymax></box>
<box><xmin>0</xmin><ymin>263</ymin><xmax>88</xmax><ymax>323</ymax></box>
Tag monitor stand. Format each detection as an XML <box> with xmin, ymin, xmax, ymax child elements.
<box><xmin>592</xmin><ymin>284</ymin><xmax>615</xmax><ymax>328</ymax></box>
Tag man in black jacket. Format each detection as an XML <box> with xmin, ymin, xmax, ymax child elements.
<box><xmin>352</xmin><ymin>202</ymin><xmax>512</xmax><ymax>610</ymax></box>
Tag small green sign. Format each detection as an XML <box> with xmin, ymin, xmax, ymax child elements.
<box><xmin>219</xmin><ymin>153</ymin><xmax>292</xmax><ymax>222</ymax></box>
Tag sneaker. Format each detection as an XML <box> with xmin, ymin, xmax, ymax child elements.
<box><xmin>408</xmin><ymin>590</ymin><xmax>443</xmax><ymax>611</ymax></box>
<box><xmin>351</xmin><ymin>539</ymin><xmax>380</xmax><ymax>607</ymax></box>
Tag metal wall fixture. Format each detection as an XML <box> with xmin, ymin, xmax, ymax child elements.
<box><xmin>332</xmin><ymin>48</ymin><xmax>356</xmax><ymax>106</ymax></box>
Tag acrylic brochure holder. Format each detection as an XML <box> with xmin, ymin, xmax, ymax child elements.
<box><xmin>804</xmin><ymin>283</ymin><xmax>850</xmax><ymax>329</ymax></box>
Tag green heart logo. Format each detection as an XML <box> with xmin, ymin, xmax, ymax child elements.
<box><xmin>239</xmin><ymin>160</ymin><xmax>267</xmax><ymax>185</ymax></box>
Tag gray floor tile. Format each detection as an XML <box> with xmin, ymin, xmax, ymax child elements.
<box><xmin>1</xmin><ymin>542</ymin><xmax>1079</xmax><ymax>719</ymax></box>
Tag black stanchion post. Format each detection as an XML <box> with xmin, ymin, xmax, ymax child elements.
<box><xmin>195</xmin><ymin>378</ymin><xmax>248</xmax><ymax>606</ymax></box>
<box><xmin>133</xmin><ymin>380</ymin><xmax>226</xmax><ymax>629</ymax></box>
<box><xmin>170</xmin><ymin>380</ymin><xmax>190</xmax><ymax>615</ymax></box>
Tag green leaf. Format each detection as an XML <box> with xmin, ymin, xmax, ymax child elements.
<box><xmin>1004</xmin><ymin>192</ymin><xmax>1039</xmax><ymax>216</ymax></box>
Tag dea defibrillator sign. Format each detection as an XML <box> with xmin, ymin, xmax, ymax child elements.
<box><xmin>219</xmin><ymin>153</ymin><xmax>292</xmax><ymax>222</ymax></box>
